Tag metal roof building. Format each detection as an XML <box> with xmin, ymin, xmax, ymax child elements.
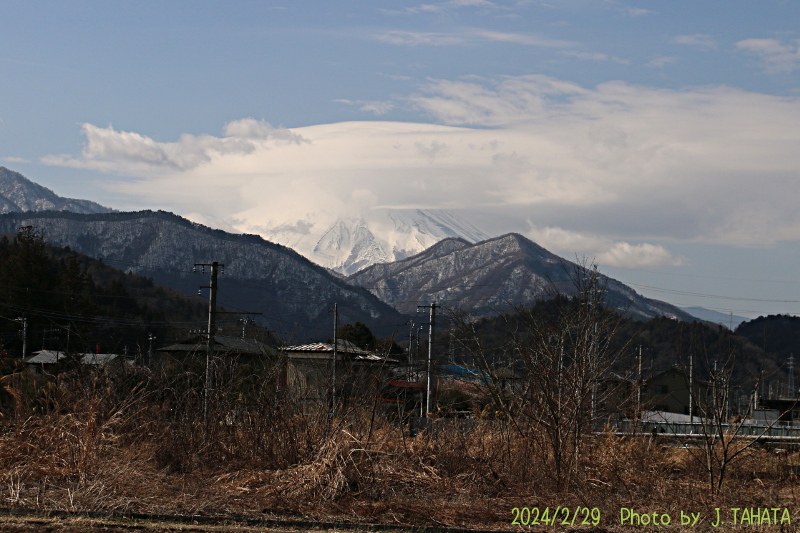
<box><xmin>24</xmin><ymin>350</ymin><xmax>125</xmax><ymax>374</ymax></box>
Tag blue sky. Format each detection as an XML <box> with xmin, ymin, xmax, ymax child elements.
<box><xmin>2</xmin><ymin>1</ymin><xmax>800</xmax><ymax>319</ymax></box>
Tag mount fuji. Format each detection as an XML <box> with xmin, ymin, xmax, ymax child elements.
<box><xmin>255</xmin><ymin>208</ymin><xmax>491</xmax><ymax>276</ymax></box>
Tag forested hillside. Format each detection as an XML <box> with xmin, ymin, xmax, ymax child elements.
<box><xmin>0</xmin><ymin>226</ymin><xmax>223</xmax><ymax>363</ymax></box>
<box><xmin>441</xmin><ymin>296</ymin><xmax>782</xmax><ymax>390</ymax></box>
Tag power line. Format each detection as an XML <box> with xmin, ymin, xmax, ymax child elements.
<box><xmin>606</xmin><ymin>264</ymin><xmax>800</xmax><ymax>285</ymax></box>
<box><xmin>626</xmin><ymin>283</ymin><xmax>800</xmax><ymax>304</ymax></box>
<box><xmin>19</xmin><ymin>245</ymin><xmax>800</xmax><ymax>331</ymax></box>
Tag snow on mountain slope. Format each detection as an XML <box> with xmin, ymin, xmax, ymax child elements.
<box><xmin>0</xmin><ymin>210</ymin><xmax>405</xmax><ymax>339</ymax></box>
<box><xmin>348</xmin><ymin>233</ymin><xmax>694</xmax><ymax>321</ymax></box>
<box><xmin>253</xmin><ymin>208</ymin><xmax>491</xmax><ymax>275</ymax></box>
<box><xmin>0</xmin><ymin>167</ymin><xmax>113</xmax><ymax>214</ymax></box>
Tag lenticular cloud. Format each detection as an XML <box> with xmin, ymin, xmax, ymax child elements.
<box><xmin>41</xmin><ymin>75</ymin><xmax>800</xmax><ymax>268</ymax></box>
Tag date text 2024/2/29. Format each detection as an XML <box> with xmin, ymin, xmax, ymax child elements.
<box><xmin>510</xmin><ymin>507</ymin><xmax>600</xmax><ymax>527</ymax></box>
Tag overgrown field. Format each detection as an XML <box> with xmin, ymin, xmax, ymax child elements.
<box><xmin>1</xmin><ymin>361</ymin><xmax>798</xmax><ymax>532</ymax></box>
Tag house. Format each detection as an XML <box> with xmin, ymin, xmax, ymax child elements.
<box><xmin>155</xmin><ymin>335</ymin><xmax>272</xmax><ymax>366</ymax></box>
<box><xmin>280</xmin><ymin>339</ymin><xmax>398</xmax><ymax>406</ymax></box>
<box><xmin>24</xmin><ymin>350</ymin><xmax>125</xmax><ymax>375</ymax></box>
<box><xmin>757</xmin><ymin>397</ymin><xmax>800</xmax><ymax>425</ymax></box>
<box><xmin>641</xmin><ymin>368</ymin><xmax>708</xmax><ymax>416</ymax></box>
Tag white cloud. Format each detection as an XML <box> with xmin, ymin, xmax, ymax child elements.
<box><xmin>42</xmin><ymin>119</ymin><xmax>306</xmax><ymax>174</ymax></box>
<box><xmin>560</xmin><ymin>50</ymin><xmax>630</xmax><ymax>64</ymax></box>
<box><xmin>736</xmin><ymin>38</ymin><xmax>800</xmax><ymax>73</ymax></box>
<box><xmin>222</xmin><ymin>118</ymin><xmax>307</xmax><ymax>143</ymax></box>
<box><xmin>408</xmin><ymin>75</ymin><xmax>588</xmax><ymax>126</ymax></box>
<box><xmin>335</xmin><ymin>99</ymin><xmax>395</xmax><ymax>115</ymax></box>
<box><xmin>647</xmin><ymin>56</ymin><xmax>676</xmax><ymax>68</ymax></box>
<box><xmin>372</xmin><ymin>29</ymin><xmax>575</xmax><ymax>48</ymax></box>
<box><xmin>414</xmin><ymin>140</ymin><xmax>448</xmax><ymax>161</ymax></box>
<box><xmin>623</xmin><ymin>7</ymin><xmax>654</xmax><ymax>17</ymax></box>
<box><xmin>561</xmin><ymin>51</ymin><xmax>608</xmax><ymax>61</ymax></box>
<box><xmin>3</xmin><ymin>156</ymin><xmax>30</xmax><ymax>164</ymax></box>
<box><xmin>448</xmin><ymin>0</ymin><xmax>495</xmax><ymax>7</ymax></box>
<box><xmin>374</xmin><ymin>31</ymin><xmax>466</xmax><ymax>46</ymax></box>
<box><xmin>597</xmin><ymin>242</ymin><xmax>685</xmax><ymax>269</ymax></box>
<box><xmin>398</xmin><ymin>0</ymin><xmax>497</xmax><ymax>14</ymax></box>
<box><xmin>673</xmin><ymin>34</ymin><xmax>717</xmax><ymax>50</ymax></box>
<box><xmin>43</xmin><ymin>75</ymin><xmax>800</xmax><ymax>266</ymax></box>
<box><xmin>525</xmin><ymin>224</ymin><xmax>685</xmax><ymax>268</ymax></box>
<box><xmin>468</xmin><ymin>29</ymin><xmax>575</xmax><ymax>47</ymax></box>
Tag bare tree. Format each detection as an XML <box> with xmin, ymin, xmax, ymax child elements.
<box><xmin>451</xmin><ymin>260</ymin><xmax>631</xmax><ymax>491</ymax></box>
<box><xmin>685</xmin><ymin>339</ymin><xmax>792</xmax><ymax>495</ymax></box>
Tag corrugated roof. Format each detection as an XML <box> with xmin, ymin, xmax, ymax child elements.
<box><xmin>281</xmin><ymin>340</ymin><xmax>398</xmax><ymax>364</ymax></box>
<box><xmin>282</xmin><ymin>339</ymin><xmax>371</xmax><ymax>355</ymax></box>
<box><xmin>25</xmin><ymin>351</ymin><xmax>122</xmax><ymax>366</ymax></box>
<box><xmin>80</xmin><ymin>353</ymin><xmax>121</xmax><ymax>365</ymax></box>
<box><xmin>25</xmin><ymin>350</ymin><xmax>64</xmax><ymax>365</ymax></box>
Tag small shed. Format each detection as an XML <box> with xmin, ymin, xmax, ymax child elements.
<box><xmin>641</xmin><ymin>368</ymin><xmax>708</xmax><ymax>415</ymax></box>
<box><xmin>24</xmin><ymin>350</ymin><xmax>124</xmax><ymax>375</ymax></box>
<box><xmin>280</xmin><ymin>339</ymin><xmax>398</xmax><ymax>405</ymax></box>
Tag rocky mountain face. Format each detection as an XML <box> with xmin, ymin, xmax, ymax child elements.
<box><xmin>257</xmin><ymin>208</ymin><xmax>491</xmax><ymax>275</ymax></box>
<box><xmin>348</xmin><ymin>233</ymin><xmax>694</xmax><ymax>321</ymax></box>
<box><xmin>0</xmin><ymin>167</ymin><xmax>112</xmax><ymax>214</ymax></box>
<box><xmin>0</xmin><ymin>210</ymin><xmax>405</xmax><ymax>340</ymax></box>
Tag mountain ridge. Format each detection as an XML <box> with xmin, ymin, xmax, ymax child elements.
<box><xmin>0</xmin><ymin>167</ymin><xmax>694</xmax><ymax>330</ymax></box>
<box><xmin>0</xmin><ymin>209</ymin><xmax>405</xmax><ymax>340</ymax></box>
<box><xmin>0</xmin><ymin>166</ymin><xmax>113</xmax><ymax>215</ymax></box>
<box><xmin>348</xmin><ymin>232</ymin><xmax>693</xmax><ymax>321</ymax></box>
<box><xmin>255</xmin><ymin>208</ymin><xmax>492</xmax><ymax>275</ymax></box>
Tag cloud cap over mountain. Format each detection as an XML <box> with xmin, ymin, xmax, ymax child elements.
<box><xmin>41</xmin><ymin>76</ymin><xmax>800</xmax><ymax>273</ymax></box>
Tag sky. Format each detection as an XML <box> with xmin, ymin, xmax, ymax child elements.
<box><xmin>2</xmin><ymin>0</ymin><xmax>800</xmax><ymax>320</ymax></box>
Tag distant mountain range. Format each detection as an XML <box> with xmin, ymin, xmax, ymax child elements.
<box><xmin>348</xmin><ymin>233</ymin><xmax>694</xmax><ymax>321</ymax></box>
<box><xmin>680</xmin><ymin>307</ymin><xmax>748</xmax><ymax>329</ymax></box>
<box><xmin>0</xmin><ymin>166</ymin><xmax>112</xmax><ymax>215</ymax></box>
<box><xmin>0</xmin><ymin>167</ymin><xmax>699</xmax><ymax>333</ymax></box>
<box><xmin>0</xmin><ymin>209</ymin><xmax>405</xmax><ymax>340</ymax></box>
<box><xmin>256</xmin><ymin>208</ymin><xmax>490</xmax><ymax>276</ymax></box>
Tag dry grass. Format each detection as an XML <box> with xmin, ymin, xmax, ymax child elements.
<box><xmin>1</xmin><ymin>364</ymin><xmax>799</xmax><ymax>532</ymax></box>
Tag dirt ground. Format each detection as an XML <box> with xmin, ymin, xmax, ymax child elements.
<box><xmin>0</xmin><ymin>515</ymin><xmax>386</xmax><ymax>533</ymax></box>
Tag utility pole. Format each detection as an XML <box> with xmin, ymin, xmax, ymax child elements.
<box><xmin>16</xmin><ymin>316</ymin><xmax>27</xmax><ymax>360</ymax></box>
<box><xmin>239</xmin><ymin>317</ymin><xmax>252</xmax><ymax>339</ymax></box>
<box><xmin>332</xmin><ymin>302</ymin><xmax>338</xmax><ymax>415</ymax></box>
<box><xmin>195</xmin><ymin>261</ymin><xmax>223</xmax><ymax>421</ymax></box>
<box><xmin>148</xmin><ymin>333</ymin><xmax>156</xmax><ymax>367</ymax></box>
<box><xmin>418</xmin><ymin>302</ymin><xmax>437</xmax><ymax>416</ymax></box>
<box><xmin>637</xmin><ymin>345</ymin><xmax>642</xmax><ymax>420</ymax></box>
<box><xmin>689</xmin><ymin>352</ymin><xmax>694</xmax><ymax>433</ymax></box>
<box><xmin>407</xmin><ymin>320</ymin><xmax>415</xmax><ymax>367</ymax></box>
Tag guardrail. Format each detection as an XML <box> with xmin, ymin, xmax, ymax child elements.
<box><xmin>612</xmin><ymin>420</ymin><xmax>800</xmax><ymax>440</ymax></box>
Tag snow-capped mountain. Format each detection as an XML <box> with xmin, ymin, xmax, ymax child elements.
<box><xmin>0</xmin><ymin>167</ymin><xmax>113</xmax><ymax>214</ymax></box>
<box><xmin>0</xmin><ymin>210</ymin><xmax>405</xmax><ymax>340</ymax></box>
<box><xmin>348</xmin><ymin>233</ymin><xmax>694</xmax><ymax>321</ymax></box>
<box><xmin>256</xmin><ymin>208</ymin><xmax>491</xmax><ymax>276</ymax></box>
